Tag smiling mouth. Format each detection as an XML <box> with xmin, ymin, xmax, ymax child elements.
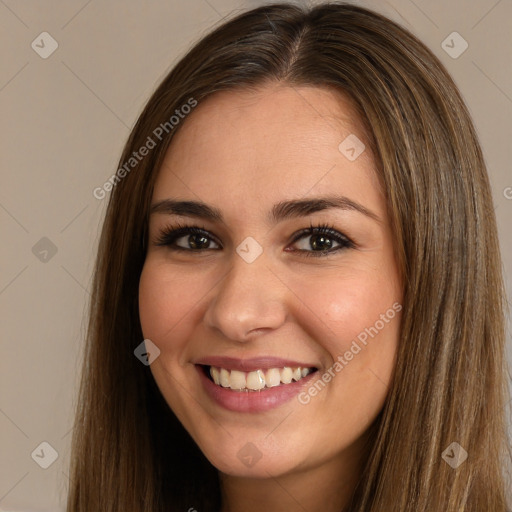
<box><xmin>200</xmin><ymin>364</ymin><xmax>318</xmax><ymax>392</ymax></box>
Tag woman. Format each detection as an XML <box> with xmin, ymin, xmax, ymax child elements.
<box><xmin>67</xmin><ymin>2</ymin><xmax>511</xmax><ymax>511</ymax></box>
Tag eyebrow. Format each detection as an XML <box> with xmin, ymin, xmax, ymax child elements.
<box><xmin>150</xmin><ymin>196</ymin><xmax>381</xmax><ymax>224</ymax></box>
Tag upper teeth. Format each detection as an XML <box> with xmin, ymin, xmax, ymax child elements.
<box><xmin>209</xmin><ymin>366</ymin><xmax>313</xmax><ymax>391</ymax></box>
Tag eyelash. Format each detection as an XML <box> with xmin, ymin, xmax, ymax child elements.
<box><xmin>153</xmin><ymin>221</ymin><xmax>355</xmax><ymax>258</ymax></box>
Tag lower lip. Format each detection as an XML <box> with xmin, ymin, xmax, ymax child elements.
<box><xmin>196</xmin><ymin>365</ymin><xmax>317</xmax><ymax>413</ymax></box>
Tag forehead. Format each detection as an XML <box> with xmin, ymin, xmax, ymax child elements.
<box><xmin>152</xmin><ymin>84</ymin><xmax>382</xmax><ymax>217</ymax></box>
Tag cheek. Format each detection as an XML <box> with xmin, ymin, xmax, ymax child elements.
<box><xmin>288</xmin><ymin>267</ymin><xmax>402</xmax><ymax>405</ymax></box>
<box><xmin>291</xmin><ymin>270</ymin><xmax>400</xmax><ymax>344</ymax></box>
<box><xmin>138</xmin><ymin>261</ymin><xmax>205</xmax><ymax>345</ymax></box>
<box><xmin>291</xmin><ymin>272</ymin><xmax>401</xmax><ymax>425</ymax></box>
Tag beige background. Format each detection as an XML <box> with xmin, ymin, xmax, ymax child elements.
<box><xmin>1</xmin><ymin>0</ymin><xmax>511</xmax><ymax>510</ymax></box>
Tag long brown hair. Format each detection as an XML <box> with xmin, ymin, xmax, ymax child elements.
<box><xmin>66</xmin><ymin>3</ymin><xmax>511</xmax><ymax>510</ymax></box>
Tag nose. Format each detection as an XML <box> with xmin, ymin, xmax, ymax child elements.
<box><xmin>203</xmin><ymin>251</ymin><xmax>288</xmax><ymax>342</ymax></box>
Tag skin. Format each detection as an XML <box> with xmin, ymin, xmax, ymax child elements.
<box><xmin>138</xmin><ymin>84</ymin><xmax>402</xmax><ymax>512</ymax></box>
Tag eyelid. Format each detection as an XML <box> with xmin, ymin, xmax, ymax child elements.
<box><xmin>290</xmin><ymin>222</ymin><xmax>354</xmax><ymax>245</ymax></box>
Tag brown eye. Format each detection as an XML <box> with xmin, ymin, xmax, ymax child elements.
<box><xmin>289</xmin><ymin>224</ymin><xmax>354</xmax><ymax>257</ymax></box>
<box><xmin>175</xmin><ymin>232</ymin><xmax>219</xmax><ymax>250</ymax></box>
<box><xmin>155</xmin><ymin>226</ymin><xmax>221</xmax><ymax>251</ymax></box>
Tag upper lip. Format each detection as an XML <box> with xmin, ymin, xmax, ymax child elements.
<box><xmin>194</xmin><ymin>356</ymin><xmax>318</xmax><ymax>373</ymax></box>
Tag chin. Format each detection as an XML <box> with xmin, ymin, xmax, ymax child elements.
<box><xmin>192</xmin><ymin>426</ymin><xmax>308</xmax><ymax>479</ymax></box>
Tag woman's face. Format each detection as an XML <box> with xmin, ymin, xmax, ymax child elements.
<box><xmin>139</xmin><ymin>84</ymin><xmax>402</xmax><ymax>479</ymax></box>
